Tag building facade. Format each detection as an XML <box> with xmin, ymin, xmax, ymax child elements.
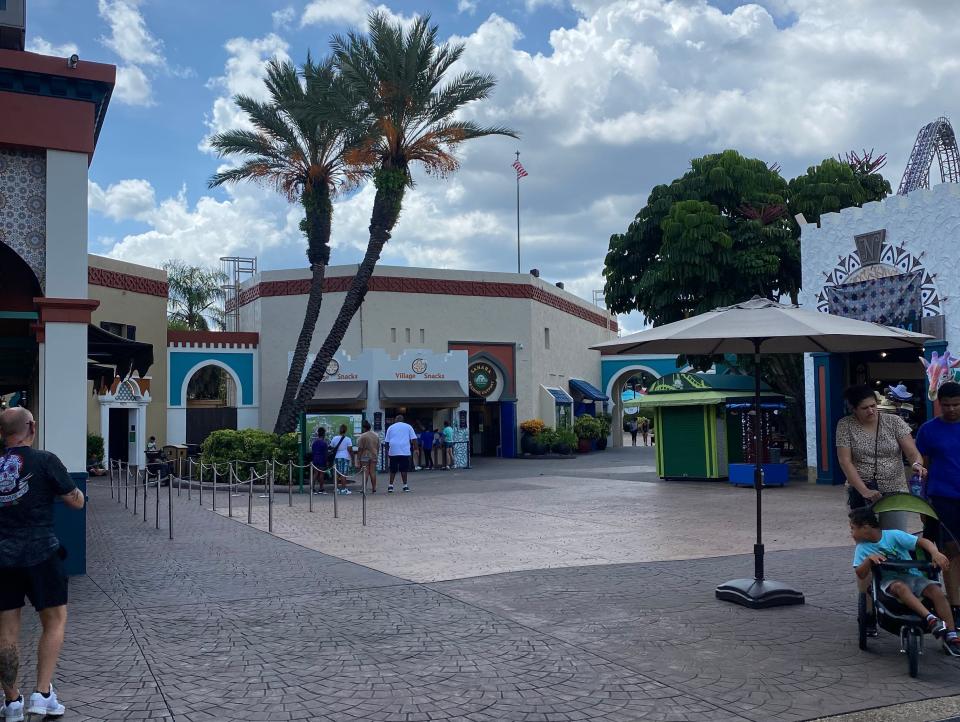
<box><xmin>238</xmin><ymin>265</ymin><xmax>617</xmax><ymax>455</ymax></box>
<box><xmin>800</xmin><ymin>183</ymin><xmax>958</xmax><ymax>482</ymax></box>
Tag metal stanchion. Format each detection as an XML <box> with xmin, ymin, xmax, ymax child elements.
<box><xmin>109</xmin><ymin>461</ymin><xmax>114</xmax><ymax>499</ymax></box>
<box><xmin>142</xmin><ymin>470</ymin><xmax>148</xmax><ymax>523</ymax></box>
<box><xmin>167</xmin><ymin>474</ymin><xmax>173</xmax><ymax>540</ymax></box>
<box><xmin>212</xmin><ymin>466</ymin><xmax>217</xmax><ymax>511</ymax></box>
<box><xmin>227</xmin><ymin>466</ymin><xmax>233</xmax><ymax>518</ymax></box>
<box><xmin>178</xmin><ymin>470</ymin><xmax>182</xmax><ymax>498</ymax></box>
<box><xmin>133</xmin><ymin>467</ymin><xmax>138</xmax><ymax>516</ymax></box>
<box><xmin>247</xmin><ymin>469</ymin><xmax>254</xmax><ymax>525</ymax></box>
<box><xmin>268</xmin><ymin>464</ymin><xmax>274</xmax><ymax>533</ymax></box>
<box><xmin>309</xmin><ymin>464</ymin><xmax>314</xmax><ymax>512</ymax></box>
<box><xmin>288</xmin><ymin>461</ymin><xmax>293</xmax><ymax>508</ymax></box>
<box><xmin>362</xmin><ymin>465</ymin><xmax>367</xmax><ymax>527</ymax></box>
<box><xmin>155</xmin><ymin>471</ymin><xmax>160</xmax><ymax>530</ymax></box>
<box><xmin>124</xmin><ymin>463</ymin><xmax>129</xmax><ymax>509</ymax></box>
<box><xmin>333</xmin><ymin>465</ymin><xmax>339</xmax><ymax>519</ymax></box>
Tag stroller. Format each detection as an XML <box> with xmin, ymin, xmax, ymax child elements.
<box><xmin>857</xmin><ymin>493</ymin><xmax>949</xmax><ymax>677</ymax></box>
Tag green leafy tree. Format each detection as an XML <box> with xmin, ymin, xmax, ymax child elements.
<box><xmin>163</xmin><ymin>260</ymin><xmax>227</xmax><ymax>331</ymax></box>
<box><xmin>287</xmin><ymin>12</ymin><xmax>517</xmax><ymax>428</ymax></box>
<box><xmin>604</xmin><ymin>150</ymin><xmax>799</xmax><ymax>327</ymax></box>
<box><xmin>787</xmin><ymin>155</ymin><xmax>890</xmax><ymax>226</ymax></box>
<box><xmin>208</xmin><ymin>57</ymin><xmax>361</xmax><ymax>435</ymax></box>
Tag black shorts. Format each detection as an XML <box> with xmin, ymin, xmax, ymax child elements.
<box><xmin>0</xmin><ymin>551</ymin><xmax>69</xmax><ymax>612</ymax></box>
<box><xmin>389</xmin><ymin>455</ymin><xmax>410</xmax><ymax>474</ymax></box>
<box><xmin>925</xmin><ymin>496</ymin><xmax>960</xmax><ymax>549</ymax></box>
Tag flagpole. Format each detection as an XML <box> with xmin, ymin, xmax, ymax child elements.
<box><xmin>515</xmin><ymin>150</ymin><xmax>521</xmax><ymax>274</ymax></box>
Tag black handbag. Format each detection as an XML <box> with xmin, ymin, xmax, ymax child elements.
<box><xmin>326</xmin><ymin>435</ymin><xmax>346</xmax><ymax>467</ymax></box>
<box><xmin>848</xmin><ymin>416</ymin><xmax>881</xmax><ymax>509</ymax></box>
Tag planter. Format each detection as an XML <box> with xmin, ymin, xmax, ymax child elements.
<box><xmin>595</xmin><ymin>437</ymin><xmax>608</xmax><ymax>451</ymax></box>
<box><xmin>553</xmin><ymin>442</ymin><xmax>572</xmax><ymax>456</ymax></box>
<box><xmin>520</xmin><ymin>433</ymin><xmax>535</xmax><ymax>454</ymax></box>
<box><xmin>530</xmin><ymin>442</ymin><xmax>547</xmax><ymax>456</ymax></box>
<box><xmin>577</xmin><ymin>438</ymin><xmax>592</xmax><ymax>453</ymax></box>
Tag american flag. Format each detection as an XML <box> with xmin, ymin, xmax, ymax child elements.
<box><xmin>513</xmin><ymin>160</ymin><xmax>528</xmax><ymax>179</ymax></box>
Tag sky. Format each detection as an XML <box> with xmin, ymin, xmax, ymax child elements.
<box><xmin>23</xmin><ymin>0</ymin><xmax>960</xmax><ymax>332</ymax></box>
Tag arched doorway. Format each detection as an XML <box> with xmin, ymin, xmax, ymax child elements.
<box><xmin>185</xmin><ymin>363</ymin><xmax>238</xmax><ymax>447</ymax></box>
<box><xmin>0</xmin><ymin>242</ymin><xmax>41</xmax><ymax>414</ymax></box>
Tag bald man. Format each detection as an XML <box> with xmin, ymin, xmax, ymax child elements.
<box><xmin>0</xmin><ymin>407</ymin><xmax>84</xmax><ymax>721</ymax></box>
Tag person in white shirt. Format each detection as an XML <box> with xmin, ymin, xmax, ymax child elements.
<box><xmin>383</xmin><ymin>414</ymin><xmax>418</xmax><ymax>493</ymax></box>
<box><xmin>329</xmin><ymin>424</ymin><xmax>354</xmax><ymax>495</ymax></box>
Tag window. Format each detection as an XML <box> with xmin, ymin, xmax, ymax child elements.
<box><xmin>405</xmin><ymin>327</ymin><xmax>411</xmax><ymax>343</ymax></box>
<box><xmin>544</xmin><ymin>327</ymin><xmax>550</xmax><ymax>349</ymax></box>
<box><xmin>391</xmin><ymin>327</ymin><xmax>397</xmax><ymax>343</ymax></box>
<box><xmin>100</xmin><ymin>321</ymin><xmax>135</xmax><ymax>340</ymax></box>
<box><xmin>419</xmin><ymin>328</ymin><xmax>425</xmax><ymax>344</ymax></box>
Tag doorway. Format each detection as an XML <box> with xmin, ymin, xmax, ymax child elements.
<box><xmin>470</xmin><ymin>401</ymin><xmax>501</xmax><ymax>456</ymax></box>
<box><xmin>848</xmin><ymin>347</ymin><xmax>928</xmax><ymax>431</ymax></box>
<box><xmin>108</xmin><ymin>407</ymin><xmax>130</xmax><ymax>463</ymax></box>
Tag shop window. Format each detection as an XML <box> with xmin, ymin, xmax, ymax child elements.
<box><xmin>419</xmin><ymin>328</ymin><xmax>425</xmax><ymax>344</ymax></box>
<box><xmin>391</xmin><ymin>327</ymin><xmax>397</xmax><ymax>343</ymax></box>
<box><xmin>405</xmin><ymin>328</ymin><xmax>411</xmax><ymax>343</ymax></box>
<box><xmin>544</xmin><ymin>327</ymin><xmax>550</xmax><ymax>349</ymax></box>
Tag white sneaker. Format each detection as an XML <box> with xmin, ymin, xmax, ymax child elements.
<box><xmin>26</xmin><ymin>687</ymin><xmax>64</xmax><ymax>718</ymax></box>
<box><xmin>2</xmin><ymin>696</ymin><xmax>24</xmax><ymax>722</ymax></box>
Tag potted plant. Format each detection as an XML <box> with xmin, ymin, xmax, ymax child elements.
<box><xmin>553</xmin><ymin>429</ymin><xmax>577</xmax><ymax>456</ymax></box>
<box><xmin>573</xmin><ymin>415</ymin><xmax>602</xmax><ymax>453</ymax></box>
<box><xmin>520</xmin><ymin>419</ymin><xmax>546</xmax><ymax>454</ymax></box>
<box><xmin>595</xmin><ymin>413</ymin><xmax>611</xmax><ymax>450</ymax></box>
<box><xmin>535</xmin><ymin>428</ymin><xmax>557</xmax><ymax>456</ymax></box>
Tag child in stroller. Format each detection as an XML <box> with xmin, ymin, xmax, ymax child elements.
<box><xmin>850</xmin><ymin>507</ymin><xmax>960</xmax><ymax>660</ymax></box>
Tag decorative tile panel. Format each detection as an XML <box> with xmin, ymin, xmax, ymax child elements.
<box><xmin>0</xmin><ymin>149</ymin><xmax>46</xmax><ymax>289</ymax></box>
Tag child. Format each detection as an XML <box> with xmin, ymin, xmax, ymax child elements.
<box><xmin>850</xmin><ymin>507</ymin><xmax>960</xmax><ymax>656</ymax></box>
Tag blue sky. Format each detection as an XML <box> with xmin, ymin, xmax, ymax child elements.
<box><xmin>23</xmin><ymin>0</ymin><xmax>960</xmax><ymax>331</ymax></box>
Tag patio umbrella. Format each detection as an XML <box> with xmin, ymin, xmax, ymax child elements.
<box><xmin>592</xmin><ymin>296</ymin><xmax>930</xmax><ymax>609</ymax></box>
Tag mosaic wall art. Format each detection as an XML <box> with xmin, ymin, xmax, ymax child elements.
<box><xmin>0</xmin><ymin>149</ymin><xmax>46</xmax><ymax>290</ymax></box>
<box><xmin>815</xmin><ymin>241</ymin><xmax>941</xmax><ymax>319</ymax></box>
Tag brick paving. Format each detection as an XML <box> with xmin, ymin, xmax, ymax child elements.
<box><xmin>13</xmin><ymin>468</ymin><xmax>960</xmax><ymax>721</ymax></box>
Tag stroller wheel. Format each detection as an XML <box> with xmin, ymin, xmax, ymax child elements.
<box><xmin>906</xmin><ymin>628</ymin><xmax>922</xmax><ymax>678</ymax></box>
<box><xmin>857</xmin><ymin>593</ymin><xmax>870</xmax><ymax>650</ymax></box>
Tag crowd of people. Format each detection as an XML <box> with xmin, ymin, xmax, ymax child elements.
<box><xmin>842</xmin><ymin>381</ymin><xmax>960</xmax><ymax>655</ymax></box>
<box><xmin>310</xmin><ymin>417</ymin><xmax>458</xmax><ymax>495</ymax></box>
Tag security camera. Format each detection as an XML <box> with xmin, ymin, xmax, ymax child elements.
<box><xmin>68</xmin><ymin>54</ymin><xmax>79</xmax><ymax>69</ymax></box>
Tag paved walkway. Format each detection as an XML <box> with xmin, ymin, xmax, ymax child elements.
<box><xmin>16</xmin><ymin>449</ymin><xmax>960</xmax><ymax>721</ymax></box>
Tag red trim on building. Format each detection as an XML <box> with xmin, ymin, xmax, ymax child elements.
<box><xmin>235</xmin><ymin>276</ymin><xmax>618</xmax><ymax>332</ymax></box>
<box><xmin>0</xmin><ymin>50</ymin><xmax>116</xmax><ymax>85</ymax></box>
<box><xmin>0</xmin><ymin>91</ymin><xmax>96</xmax><ymax>155</ymax></box>
<box><xmin>32</xmin><ymin>297</ymin><xmax>100</xmax><ymax>342</ymax></box>
<box><xmin>167</xmin><ymin>330</ymin><xmax>259</xmax><ymax>348</ymax></box>
<box><xmin>89</xmin><ymin>266</ymin><xmax>168</xmax><ymax>298</ymax></box>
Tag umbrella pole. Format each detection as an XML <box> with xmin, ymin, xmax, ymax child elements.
<box><xmin>715</xmin><ymin>338</ymin><xmax>803</xmax><ymax>609</ymax></box>
<box><xmin>754</xmin><ymin>347</ymin><xmax>764</xmax><ymax>581</ymax></box>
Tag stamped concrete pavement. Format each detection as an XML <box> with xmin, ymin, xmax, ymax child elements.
<box><xmin>17</xmin><ymin>447</ymin><xmax>960</xmax><ymax>721</ymax></box>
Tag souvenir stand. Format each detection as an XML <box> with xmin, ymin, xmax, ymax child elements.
<box><xmin>643</xmin><ymin>372</ymin><xmax>786</xmax><ymax>481</ymax></box>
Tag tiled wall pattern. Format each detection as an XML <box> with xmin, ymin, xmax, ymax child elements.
<box><xmin>0</xmin><ymin>148</ymin><xmax>46</xmax><ymax>289</ymax></box>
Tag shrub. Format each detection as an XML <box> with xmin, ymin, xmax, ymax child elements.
<box><xmin>596</xmin><ymin>412</ymin><xmax>612</xmax><ymax>438</ymax></box>
<box><xmin>553</xmin><ymin>429</ymin><xmax>577</xmax><ymax>454</ymax></box>
<box><xmin>520</xmin><ymin>418</ymin><xmax>546</xmax><ymax>436</ymax></box>
<box><xmin>536</xmin><ymin>427</ymin><xmax>558</xmax><ymax>450</ymax></box>
<box><xmin>573</xmin><ymin>414</ymin><xmax>603</xmax><ymax>441</ymax></box>
<box><xmin>202</xmin><ymin>428</ymin><xmax>282</xmax><ymax>476</ymax></box>
<box><xmin>87</xmin><ymin>433</ymin><xmax>104</xmax><ymax>463</ymax></box>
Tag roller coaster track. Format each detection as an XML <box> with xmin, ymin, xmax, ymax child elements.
<box><xmin>897</xmin><ymin>116</ymin><xmax>960</xmax><ymax>195</ymax></box>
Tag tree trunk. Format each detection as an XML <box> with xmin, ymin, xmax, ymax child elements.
<box><xmin>284</xmin><ymin>179</ymin><xmax>405</xmax><ymax>430</ymax></box>
<box><xmin>272</xmin><ymin>183</ymin><xmax>333</xmax><ymax>434</ymax></box>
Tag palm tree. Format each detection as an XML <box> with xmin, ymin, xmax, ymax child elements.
<box><xmin>208</xmin><ymin>57</ymin><xmax>361</xmax><ymax>434</ymax></box>
<box><xmin>288</xmin><ymin>12</ymin><xmax>517</xmax><ymax>424</ymax></box>
<box><xmin>163</xmin><ymin>260</ymin><xmax>227</xmax><ymax>331</ymax></box>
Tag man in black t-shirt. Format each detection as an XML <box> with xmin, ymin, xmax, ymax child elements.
<box><xmin>0</xmin><ymin>407</ymin><xmax>85</xmax><ymax>721</ymax></box>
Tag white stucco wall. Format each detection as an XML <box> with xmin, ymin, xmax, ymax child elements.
<box><xmin>799</xmin><ymin>182</ymin><xmax>960</xmax><ymax>471</ymax></box>
<box><xmin>44</xmin><ymin>150</ymin><xmax>88</xmax><ymax>298</ymax></box>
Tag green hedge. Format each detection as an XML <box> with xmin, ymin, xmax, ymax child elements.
<box><xmin>201</xmin><ymin>429</ymin><xmax>300</xmax><ymax>479</ymax></box>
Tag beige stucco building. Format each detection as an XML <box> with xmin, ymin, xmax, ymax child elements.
<box><xmin>238</xmin><ymin>265</ymin><xmax>617</xmax><ymax>457</ymax></box>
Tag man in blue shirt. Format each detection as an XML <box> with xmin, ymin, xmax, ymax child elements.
<box><xmin>310</xmin><ymin>428</ymin><xmax>329</xmax><ymax>495</ymax></box>
<box><xmin>917</xmin><ymin>381</ymin><xmax>960</xmax><ymax>615</ymax></box>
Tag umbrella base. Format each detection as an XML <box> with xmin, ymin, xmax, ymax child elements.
<box><xmin>715</xmin><ymin>578</ymin><xmax>805</xmax><ymax>609</ymax></box>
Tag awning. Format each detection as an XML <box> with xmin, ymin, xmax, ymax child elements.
<box><xmin>637</xmin><ymin>390</ymin><xmax>782</xmax><ymax>408</ymax></box>
<box><xmin>378</xmin><ymin>380</ymin><xmax>468</xmax><ymax>407</ymax></box>
<box><xmin>306</xmin><ymin>380</ymin><xmax>368</xmax><ymax>410</ymax></box>
<box><xmin>87</xmin><ymin>324</ymin><xmax>154</xmax><ymax>387</ymax></box>
<box><xmin>569</xmin><ymin>378</ymin><xmax>609</xmax><ymax>401</ymax></box>
<box><xmin>545</xmin><ymin>387</ymin><xmax>574</xmax><ymax>404</ymax></box>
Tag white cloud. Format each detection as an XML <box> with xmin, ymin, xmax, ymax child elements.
<box><xmin>26</xmin><ymin>37</ymin><xmax>79</xmax><ymax>57</ymax></box>
<box><xmin>301</xmin><ymin>0</ymin><xmax>371</xmax><ymax>27</ymax></box>
<box><xmin>97</xmin><ymin>0</ymin><xmax>165</xmax><ymax>106</ymax></box>
<box><xmin>201</xmin><ymin>34</ymin><xmax>291</xmax><ymax>149</ymax></box>
<box><xmin>272</xmin><ymin>6</ymin><xmax>296</xmax><ymax>29</ymax></box>
<box><xmin>457</xmin><ymin>0</ymin><xmax>477</xmax><ymax>13</ymax></box>
<box><xmin>88</xmin><ymin>179</ymin><xmax>157</xmax><ymax>222</ymax></box>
